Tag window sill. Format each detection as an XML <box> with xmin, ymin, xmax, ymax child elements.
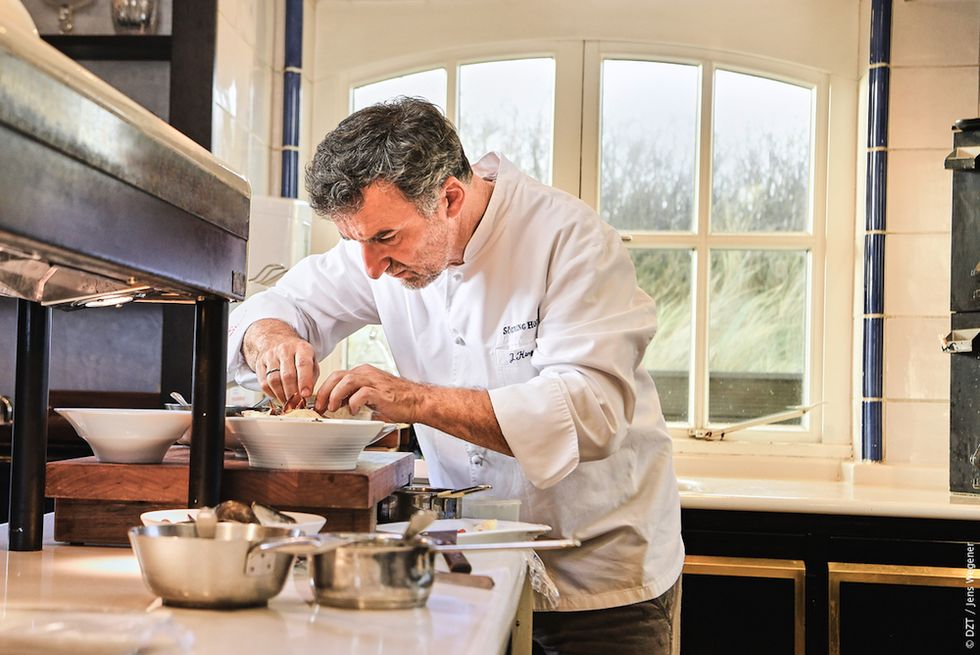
<box><xmin>671</xmin><ymin>436</ymin><xmax>852</xmax><ymax>461</ymax></box>
<box><xmin>673</xmin><ymin>442</ymin><xmax>949</xmax><ymax>493</ymax></box>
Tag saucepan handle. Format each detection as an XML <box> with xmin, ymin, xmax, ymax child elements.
<box><xmin>434</xmin><ymin>484</ymin><xmax>493</xmax><ymax>499</ymax></box>
<box><xmin>252</xmin><ymin>534</ymin><xmax>347</xmax><ymax>556</ymax></box>
<box><xmin>430</xmin><ymin>538</ymin><xmax>581</xmax><ymax>553</ymax></box>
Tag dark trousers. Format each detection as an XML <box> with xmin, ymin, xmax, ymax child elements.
<box><xmin>531</xmin><ymin>577</ymin><xmax>682</xmax><ymax>655</ymax></box>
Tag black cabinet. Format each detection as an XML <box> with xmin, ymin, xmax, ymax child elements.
<box><xmin>680</xmin><ymin>508</ymin><xmax>980</xmax><ymax>655</ymax></box>
<box><xmin>830</xmin><ymin>562</ymin><xmax>971</xmax><ymax>654</ymax></box>
<box><xmin>682</xmin><ymin>556</ymin><xmax>803</xmax><ymax>654</ymax></box>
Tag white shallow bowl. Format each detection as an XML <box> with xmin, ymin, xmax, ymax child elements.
<box><xmin>377</xmin><ymin>518</ymin><xmax>552</xmax><ymax>544</ymax></box>
<box><xmin>140</xmin><ymin>509</ymin><xmax>327</xmax><ymax>535</ymax></box>
<box><xmin>55</xmin><ymin>408</ymin><xmax>191</xmax><ymax>464</ymax></box>
<box><xmin>226</xmin><ymin>415</ymin><xmax>388</xmax><ymax>471</ymax></box>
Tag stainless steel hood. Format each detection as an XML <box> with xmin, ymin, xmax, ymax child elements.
<box><xmin>0</xmin><ymin>9</ymin><xmax>250</xmax><ymax>307</ymax></box>
<box><xmin>2</xmin><ymin>2</ymin><xmax>244</xmax><ymax>552</ymax></box>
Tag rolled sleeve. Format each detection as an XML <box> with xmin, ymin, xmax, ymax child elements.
<box><xmin>486</xmin><ymin>214</ymin><xmax>657</xmax><ymax>488</ymax></box>
<box><xmin>489</xmin><ymin>375</ymin><xmax>579</xmax><ymax>489</ymax></box>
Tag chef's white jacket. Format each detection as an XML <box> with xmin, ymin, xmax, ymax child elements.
<box><xmin>227</xmin><ymin>153</ymin><xmax>684</xmax><ymax>611</ymax></box>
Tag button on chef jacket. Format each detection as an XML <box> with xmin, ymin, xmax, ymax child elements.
<box><xmin>227</xmin><ymin>153</ymin><xmax>684</xmax><ymax>611</ymax></box>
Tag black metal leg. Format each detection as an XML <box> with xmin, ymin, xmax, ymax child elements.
<box><xmin>8</xmin><ymin>300</ymin><xmax>50</xmax><ymax>551</ymax></box>
<box><xmin>188</xmin><ymin>298</ymin><xmax>228</xmax><ymax>508</ymax></box>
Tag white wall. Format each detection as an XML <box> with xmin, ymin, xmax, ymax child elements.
<box><xmin>310</xmin><ymin>0</ymin><xmax>860</xmax><ymax>142</ymax></box>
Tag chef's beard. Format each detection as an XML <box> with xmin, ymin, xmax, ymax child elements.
<box><xmin>388</xmin><ymin>212</ymin><xmax>455</xmax><ymax>290</ymax></box>
<box><xmin>397</xmin><ymin>271</ymin><xmax>441</xmax><ymax>289</ymax></box>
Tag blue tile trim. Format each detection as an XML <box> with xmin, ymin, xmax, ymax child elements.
<box><xmin>282</xmin><ymin>71</ymin><xmax>301</xmax><ymax>147</ymax></box>
<box><xmin>281</xmin><ymin>150</ymin><xmax>299</xmax><ymax>199</ymax></box>
<box><xmin>867</xmin><ymin>67</ymin><xmax>890</xmax><ymax>148</ymax></box>
<box><xmin>863</xmin><ymin>233</ymin><xmax>885</xmax><ymax>315</ymax></box>
<box><xmin>284</xmin><ymin>0</ymin><xmax>303</xmax><ymax>69</ymax></box>
<box><xmin>862</xmin><ymin>401</ymin><xmax>883</xmax><ymax>461</ymax></box>
<box><xmin>870</xmin><ymin>0</ymin><xmax>892</xmax><ymax>65</ymax></box>
<box><xmin>862</xmin><ymin>317</ymin><xmax>884</xmax><ymax>398</ymax></box>
<box><xmin>862</xmin><ymin>0</ymin><xmax>891</xmax><ymax>462</ymax></box>
<box><xmin>865</xmin><ymin>150</ymin><xmax>887</xmax><ymax>231</ymax></box>
<box><xmin>280</xmin><ymin>0</ymin><xmax>303</xmax><ymax>199</ymax></box>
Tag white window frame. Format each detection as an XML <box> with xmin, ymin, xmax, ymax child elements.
<box><xmin>579</xmin><ymin>41</ymin><xmax>851</xmax><ymax>456</ymax></box>
<box><xmin>323</xmin><ymin>39</ymin><xmax>855</xmax><ymax>458</ymax></box>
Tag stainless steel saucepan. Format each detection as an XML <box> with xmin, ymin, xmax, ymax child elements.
<box><xmin>128</xmin><ymin>523</ymin><xmax>342</xmax><ymax>609</ymax></box>
<box><xmin>376</xmin><ymin>484</ymin><xmax>493</xmax><ymax>522</ymax></box>
<box><xmin>275</xmin><ymin>532</ymin><xmax>579</xmax><ymax>610</ymax></box>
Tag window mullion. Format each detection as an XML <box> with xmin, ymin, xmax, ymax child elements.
<box><xmin>552</xmin><ymin>41</ymin><xmax>586</xmax><ymax>197</ymax></box>
<box><xmin>446</xmin><ymin>59</ymin><xmax>458</xmax><ymax>124</ymax></box>
<box><xmin>579</xmin><ymin>41</ymin><xmax>601</xmax><ymax>209</ymax></box>
<box><xmin>692</xmin><ymin>60</ymin><xmax>714</xmax><ymax>430</ymax></box>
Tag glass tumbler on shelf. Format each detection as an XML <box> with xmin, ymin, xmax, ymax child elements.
<box><xmin>110</xmin><ymin>0</ymin><xmax>158</xmax><ymax>34</ymax></box>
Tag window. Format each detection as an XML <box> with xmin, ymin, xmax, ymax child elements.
<box><xmin>342</xmin><ymin>59</ymin><xmax>556</xmax><ymax>372</ymax></box>
<box><xmin>336</xmin><ymin>42</ymin><xmax>844</xmax><ymax>448</ymax></box>
<box><xmin>457</xmin><ymin>58</ymin><xmax>555</xmax><ymax>184</ymax></box>
<box><xmin>597</xmin><ymin>59</ymin><xmax>817</xmax><ymax>434</ymax></box>
<box><xmin>352</xmin><ymin>69</ymin><xmax>448</xmax><ymax>113</ymax></box>
<box><xmin>341</xmin><ymin>69</ymin><xmax>451</xmax><ymax>374</ymax></box>
<box><xmin>584</xmin><ymin>46</ymin><xmax>830</xmax><ymax>445</ymax></box>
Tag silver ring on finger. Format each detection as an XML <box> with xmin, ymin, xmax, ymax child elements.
<box><xmin>265</xmin><ymin>368</ymin><xmax>281</xmax><ymax>378</ymax></box>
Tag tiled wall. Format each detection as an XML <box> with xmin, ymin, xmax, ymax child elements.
<box><xmin>212</xmin><ymin>0</ymin><xmax>277</xmax><ymax>195</ymax></box>
<box><xmin>212</xmin><ymin>0</ymin><xmax>317</xmax><ymax>200</ymax></box>
<box><xmin>864</xmin><ymin>0</ymin><xmax>980</xmax><ymax>470</ymax></box>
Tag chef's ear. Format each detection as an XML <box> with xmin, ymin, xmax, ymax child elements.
<box><xmin>443</xmin><ymin>177</ymin><xmax>465</xmax><ymax>220</ymax></box>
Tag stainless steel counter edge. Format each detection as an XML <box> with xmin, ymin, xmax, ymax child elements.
<box><xmin>0</xmin><ymin>25</ymin><xmax>250</xmax><ymax>239</ymax></box>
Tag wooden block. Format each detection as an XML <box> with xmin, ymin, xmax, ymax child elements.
<box><xmin>52</xmin><ymin>499</ymin><xmax>378</xmax><ymax>545</ymax></box>
<box><xmin>45</xmin><ymin>447</ymin><xmax>413</xmax><ymax>544</ymax></box>
<box><xmin>53</xmin><ymin>499</ymin><xmax>184</xmax><ymax>545</ymax></box>
<box><xmin>46</xmin><ymin>447</ymin><xmax>413</xmax><ymax>507</ymax></box>
<box><xmin>47</xmin><ymin>456</ymin><xmax>190</xmax><ymax>503</ymax></box>
<box><xmin>221</xmin><ymin>452</ymin><xmax>413</xmax><ymax>509</ymax></box>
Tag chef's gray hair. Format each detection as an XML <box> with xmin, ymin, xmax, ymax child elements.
<box><xmin>305</xmin><ymin>97</ymin><xmax>472</xmax><ymax>219</ymax></box>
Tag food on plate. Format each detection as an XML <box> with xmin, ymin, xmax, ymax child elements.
<box><xmin>280</xmin><ymin>408</ymin><xmax>321</xmax><ymax>419</ymax></box>
<box><xmin>241</xmin><ymin>404</ymin><xmax>374</xmax><ymax>420</ymax></box>
<box><xmin>456</xmin><ymin>519</ymin><xmax>499</xmax><ymax>534</ymax></box>
<box><xmin>215</xmin><ymin>500</ymin><xmax>256</xmax><ymax>523</ymax></box>
<box><xmin>212</xmin><ymin>500</ymin><xmax>297</xmax><ymax>526</ymax></box>
<box><xmin>322</xmin><ymin>405</ymin><xmax>374</xmax><ymax>420</ymax></box>
<box><xmin>252</xmin><ymin>502</ymin><xmax>296</xmax><ymax>525</ymax></box>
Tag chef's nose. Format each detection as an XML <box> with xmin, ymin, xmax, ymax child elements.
<box><xmin>361</xmin><ymin>243</ymin><xmax>389</xmax><ymax>279</ymax></box>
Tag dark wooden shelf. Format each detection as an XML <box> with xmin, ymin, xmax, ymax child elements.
<box><xmin>41</xmin><ymin>34</ymin><xmax>171</xmax><ymax>61</ymax></box>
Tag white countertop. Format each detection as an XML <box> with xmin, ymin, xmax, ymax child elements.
<box><xmin>678</xmin><ymin>476</ymin><xmax>980</xmax><ymax>521</ymax></box>
<box><xmin>0</xmin><ymin>516</ymin><xmax>527</xmax><ymax>655</ymax></box>
<box><xmin>418</xmin><ymin>455</ymin><xmax>980</xmax><ymax>522</ymax></box>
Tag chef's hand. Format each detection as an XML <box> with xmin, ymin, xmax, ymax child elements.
<box><xmin>242</xmin><ymin>319</ymin><xmax>319</xmax><ymax>405</ymax></box>
<box><xmin>314</xmin><ymin>365</ymin><xmax>426</xmax><ymax>424</ymax></box>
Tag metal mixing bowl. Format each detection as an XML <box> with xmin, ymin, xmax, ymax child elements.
<box><xmin>128</xmin><ymin>523</ymin><xmax>315</xmax><ymax>609</ymax></box>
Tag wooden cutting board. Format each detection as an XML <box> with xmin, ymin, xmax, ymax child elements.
<box><xmin>46</xmin><ymin>446</ymin><xmax>414</xmax><ymax>545</ymax></box>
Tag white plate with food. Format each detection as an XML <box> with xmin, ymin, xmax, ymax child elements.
<box><xmin>376</xmin><ymin>518</ymin><xmax>552</xmax><ymax>544</ymax></box>
<box><xmin>226</xmin><ymin>413</ymin><xmax>393</xmax><ymax>470</ymax></box>
<box><xmin>140</xmin><ymin>509</ymin><xmax>326</xmax><ymax>535</ymax></box>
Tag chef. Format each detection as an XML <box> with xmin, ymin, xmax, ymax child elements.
<box><xmin>227</xmin><ymin>97</ymin><xmax>684</xmax><ymax>655</ymax></box>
